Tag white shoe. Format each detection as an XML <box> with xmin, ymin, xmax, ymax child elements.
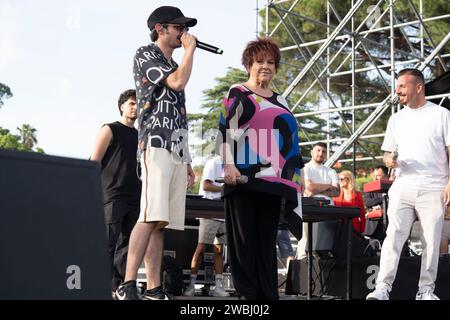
<box><xmin>213</xmin><ymin>284</ymin><xmax>230</xmax><ymax>297</ymax></box>
<box><xmin>183</xmin><ymin>283</ymin><xmax>195</xmax><ymax>297</ymax></box>
<box><xmin>366</xmin><ymin>287</ymin><xmax>389</xmax><ymax>300</ymax></box>
<box><xmin>416</xmin><ymin>290</ymin><xmax>439</xmax><ymax>300</ymax></box>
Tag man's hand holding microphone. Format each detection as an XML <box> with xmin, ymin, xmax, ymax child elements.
<box><xmin>179</xmin><ymin>31</ymin><xmax>223</xmax><ymax>54</ymax></box>
<box><xmin>179</xmin><ymin>32</ymin><xmax>197</xmax><ymax>52</ymax></box>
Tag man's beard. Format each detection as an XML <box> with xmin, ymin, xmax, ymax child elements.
<box><xmin>174</xmin><ymin>36</ymin><xmax>182</xmax><ymax>49</ymax></box>
<box><xmin>315</xmin><ymin>158</ymin><xmax>324</xmax><ymax>164</ymax></box>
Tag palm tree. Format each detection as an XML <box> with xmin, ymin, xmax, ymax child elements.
<box><xmin>17</xmin><ymin>124</ymin><xmax>38</xmax><ymax>150</ymax></box>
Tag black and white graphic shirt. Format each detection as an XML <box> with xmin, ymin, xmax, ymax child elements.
<box><xmin>133</xmin><ymin>43</ymin><xmax>191</xmax><ymax>163</ymax></box>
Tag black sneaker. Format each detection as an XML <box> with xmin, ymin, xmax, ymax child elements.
<box><xmin>142</xmin><ymin>286</ymin><xmax>170</xmax><ymax>300</ymax></box>
<box><xmin>115</xmin><ymin>280</ymin><xmax>140</xmax><ymax>300</ymax></box>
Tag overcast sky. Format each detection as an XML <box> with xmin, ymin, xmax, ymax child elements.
<box><xmin>0</xmin><ymin>0</ymin><xmax>261</xmax><ymax>159</ymax></box>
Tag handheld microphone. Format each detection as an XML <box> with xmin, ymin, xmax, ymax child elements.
<box><xmin>215</xmin><ymin>176</ymin><xmax>248</xmax><ymax>184</ymax></box>
<box><xmin>392</xmin><ymin>95</ymin><xmax>400</xmax><ymax>104</ymax></box>
<box><xmin>196</xmin><ymin>40</ymin><xmax>223</xmax><ymax>55</ymax></box>
<box><xmin>390</xmin><ymin>151</ymin><xmax>398</xmax><ymax>161</ymax></box>
<box><xmin>387</xmin><ymin>151</ymin><xmax>398</xmax><ymax>179</ymax></box>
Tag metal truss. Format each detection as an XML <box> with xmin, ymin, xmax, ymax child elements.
<box><xmin>264</xmin><ymin>0</ymin><xmax>450</xmax><ymax>170</ymax></box>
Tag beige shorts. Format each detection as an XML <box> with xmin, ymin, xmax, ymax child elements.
<box><xmin>139</xmin><ymin>147</ymin><xmax>187</xmax><ymax>230</ymax></box>
<box><xmin>198</xmin><ymin>218</ymin><xmax>226</xmax><ymax>245</ymax></box>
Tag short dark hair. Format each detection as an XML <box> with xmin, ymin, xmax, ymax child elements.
<box><xmin>313</xmin><ymin>142</ymin><xmax>327</xmax><ymax>149</ymax></box>
<box><xmin>397</xmin><ymin>68</ymin><xmax>424</xmax><ymax>84</ymax></box>
<box><xmin>375</xmin><ymin>165</ymin><xmax>389</xmax><ymax>177</ymax></box>
<box><xmin>242</xmin><ymin>37</ymin><xmax>281</xmax><ymax>72</ymax></box>
<box><xmin>118</xmin><ymin>89</ymin><xmax>136</xmax><ymax>116</ymax></box>
<box><xmin>150</xmin><ymin>29</ymin><xmax>158</xmax><ymax>42</ymax></box>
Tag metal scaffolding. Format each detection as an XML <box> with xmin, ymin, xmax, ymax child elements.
<box><xmin>264</xmin><ymin>0</ymin><xmax>450</xmax><ymax>171</ymax></box>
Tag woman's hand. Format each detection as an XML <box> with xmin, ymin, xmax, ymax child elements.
<box><xmin>223</xmin><ymin>164</ymin><xmax>241</xmax><ymax>186</ymax></box>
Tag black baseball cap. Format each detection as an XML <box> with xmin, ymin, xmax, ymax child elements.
<box><xmin>147</xmin><ymin>6</ymin><xmax>197</xmax><ymax>30</ymax></box>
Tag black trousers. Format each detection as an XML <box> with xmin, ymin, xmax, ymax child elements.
<box><xmin>104</xmin><ymin>200</ymin><xmax>139</xmax><ymax>291</ymax></box>
<box><xmin>225</xmin><ymin>190</ymin><xmax>281</xmax><ymax>300</ymax></box>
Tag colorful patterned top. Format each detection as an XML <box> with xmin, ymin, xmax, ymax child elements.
<box><xmin>218</xmin><ymin>84</ymin><xmax>304</xmax><ymax>207</ymax></box>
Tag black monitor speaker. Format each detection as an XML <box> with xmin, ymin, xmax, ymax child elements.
<box><xmin>304</xmin><ymin>221</ymin><xmax>338</xmax><ymax>255</ymax></box>
<box><xmin>307</xmin><ymin>220</ymin><xmax>368</xmax><ymax>259</ymax></box>
<box><xmin>0</xmin><ymin>149</ymin><xmax>110</xmax><ymax>299</ymax></box>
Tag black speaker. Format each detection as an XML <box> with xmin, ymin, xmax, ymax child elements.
<box><xmin>285</xmin><ymin>259</ymin><xmax>302</xmax><ymax>295</ymax></box>
<box><xmin>286</xmin><ymin>255</ymin><xmax>450</xmax><ymax>299</ymax></box>
<box><xmin>163</xmin><ymin>226</ymin><xmax>219</xmax><ymax>286</ymax></box>
<box><xmin>163</xmin><ymin>227</ymin><xmax>198</xmax><ymax>271</ymax></box>
<box><xmin>285</xmin><ymin>257</ymin><xmax>336</xmax><ymax>296</ymax></box>
<box><xmin>305</xmin><ymin>221</ymin><xmax>367</xmax><ymax>258</ymax></box>
<box><xmin>311</xmin><ymin>221</ymin><xmax>338</xmax><ymax>253</ymax></box>
<box><xmin>0</xmin><ymin>149</ymin><xmax>110</xmax><ymax>299</ymax></box>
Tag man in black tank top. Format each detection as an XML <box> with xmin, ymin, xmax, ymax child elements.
<box><xmin>90</xmin><ymin>89</ymin><xmax>141</xmax><ymax>296</ymax></box>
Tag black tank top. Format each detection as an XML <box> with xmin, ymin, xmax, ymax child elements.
<box><xmin>101</xmin><ymin>121</ymin><xmax>141</xmax><ymax>204</ymax></box>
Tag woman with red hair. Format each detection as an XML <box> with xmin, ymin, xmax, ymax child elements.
<box><xmin>217</xmin><ymin>37</ymin><xmax>304</xmax><ymax>300</ymax></box>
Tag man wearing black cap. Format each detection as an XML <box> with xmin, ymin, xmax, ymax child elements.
<box><xmin>115</xmin><ymin>6</ymin><xmax>197</xmax><ymax>300</ymax></box>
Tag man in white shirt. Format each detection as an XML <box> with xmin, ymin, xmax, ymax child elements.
<box><xmin>296</xmin><ymin>142</ymin><xmax>340</xmax><ymax>259</ymax></box>
<box><xmin>367</xmin><ymin>68</ymin><xmax>450</xmax><ymax>300</ymax></box>
<box><xmin>184</xmin><ymin>155</ymin><xmax>229</xmax><ymax>297</ymax></box>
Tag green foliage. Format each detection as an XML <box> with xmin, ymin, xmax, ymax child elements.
<box><xmin>0</xmin><ymin>83</ymin><xmax>13</xmax><ymax>108</ymax></box>
<box><xmin>199</xmin><ymin>67</ymin><xmax>248</xmax><ymax>131</ymax></box>
<box><xmin>0</xmin><ymin>125</ymin><xmax>44</xmax><ymax>153</ymax></box>
<box><xmin>0</xmin><ymin>128</ymin><xmax>23</xmax><ymax>150</ymax></box>
<box><xmin>188</xmin><ymin>67</ymin><xmax>248</xmax><ymax>160</ymax></box>
<box><xmin>17</xmin><ymin>124</ymin><xmax>38</xmax><ymax>150</ymax></box>
<box><xmin>356</xmin><ymin>176</ymin><xmax>372</xmax><ymax>192</ymax></box>
<box><xmin>0</xmin><ymin>84</ymin><xmax>44</xmax><ymax>153</ymax></box>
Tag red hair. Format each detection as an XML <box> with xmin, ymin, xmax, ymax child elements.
<box><xmin>241</xmin><ymin>37</ymin><xmax>281</xmax><ymax>71</ymax></box>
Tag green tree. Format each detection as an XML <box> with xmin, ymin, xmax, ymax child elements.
<box><xmin>0</xmin><ymin>125</ymin><xmax>44</xmax><ymax>153</ymax></box>
<box><xmin>0</xmin><ymin>84</ymin><xmax>44</xmax><ymax>153</ymax></box>
<box><xmin>17</xmin><ymin>124</ymin><xmax>38</xmax><ymax>150</ymax></box>
<box><xmin>0</xmin><ymin>83</ymin><xmax>13</xmax><ymax>108</ymax></box>
<box><xmin>1</xmin><ymin>127</ymin><xmax>29</xmax><ymax>151</ymax></box>
<box><xmin>188</xmin><ymin>67</ymin><xmax>248</xmax><ymax>159</ymax></box>
<box><xmin>189</xmin><ymin>67</ymin><xmax>248</xmax><ymax>131</ymax></box>
<box><xmin>0</xmin><ymin>128</ymin><xmax>22</xmax><ymax>150</ymax></box>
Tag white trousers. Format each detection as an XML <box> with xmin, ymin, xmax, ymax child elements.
<box><xmin>376</xmin><ymin>181</ymin><xmax>445</xmax><ymax>292</ymax></box>
<box><xmin>296</xmin><ymin>223</ymin><xmax>308</xmax><ymax>259</ymax></box>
